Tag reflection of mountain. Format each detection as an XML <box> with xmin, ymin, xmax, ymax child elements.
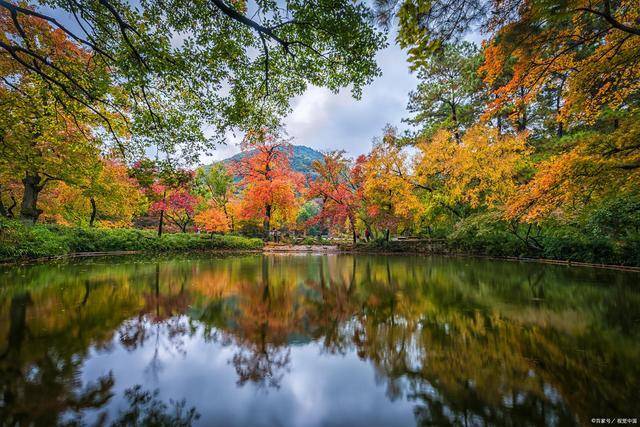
<box><xmin>1</xmin><ymin>255</ymin><xmax>639</xmax><ymax>425</ymax></box>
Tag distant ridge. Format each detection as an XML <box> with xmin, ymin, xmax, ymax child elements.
<box><xmin>218</xmin><ymin>145</ymin><xmax>324</xmax><ymax>177</ymax></box>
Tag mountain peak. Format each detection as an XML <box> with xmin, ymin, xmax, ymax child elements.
<box><xmin>220</xmin><ymin>144</ymin><xmax>324</xmax><ymax>176</ymax></box>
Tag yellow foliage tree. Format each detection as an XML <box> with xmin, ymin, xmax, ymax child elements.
<box><xmin>362</xmin><ymin>129</ymin><xmax>424</xmax><ymax>238</ymax></box>
<box><xmin>41</xmin><ymin>159</ymin><xmax>145</xmax><ymax>227</ymax></box>
<box><xmin>415</xmin><ymin>125</ymin><xmax>531</xmax><ymax>213</ymax></box>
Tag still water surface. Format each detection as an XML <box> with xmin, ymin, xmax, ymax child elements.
<box><xmin>1</xmin><ymin>254</ymin><xmax>639</xmax><ymax>426</ymax></box>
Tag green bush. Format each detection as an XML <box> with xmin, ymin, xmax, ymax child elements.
<box><xmin>619</xmin><ymin>239</ymin><xmax>640</xmax><ymax>266</ymax></box>
<box><xmin>540</xmin><ymin>229</ymin><xmax>616</xmax><ymax>264</ymax></box>
<box><xmin>0</xmin><ymin>218</ymin><xmax>262</xmax><ymax>262</ymax></box>
<box><xmin>447</xmin><ymin>218</ymin><xmax>640</xmax><ymax>266</ymax></box>
<box><xmin>447</xmin><ymin>213</ymin><xmax>527</xmax><ymax>257</ymax></box>
<box><xmin>342</xmin><ymin>213</ymin><xmax>640</xmax><ymax>266</ymax></box>
<box><xmin>540</xmin><ymin>227</ymin><xmax>640</xmax><ymax>266</ymax></box>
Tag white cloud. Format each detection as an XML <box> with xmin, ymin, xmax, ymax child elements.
<box><xmin>202</xmin><ymin>39</ymin><xmax>418</xmax><ymax>164</ymax></box>
<box><xmin>283</xmin><ymin>42</ymin><xmax>418</xmax><ymax>157</ymax></box>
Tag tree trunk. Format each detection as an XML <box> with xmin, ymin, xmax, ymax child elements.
<box><xmin>348</xmin><ymin>215</ymin><xmax>357</xmax><ymax>244</ymax></box>
<box><xmin>223</xmin><ymin>204</ymin><xmax>234</xmax><ymax>232</ymax></box>
<box><xmin>385</xmin><ymin>229</ymin><xmax>390</xmax><ymax>242</ymax></box>
<box><xmin>89</xmin><ymin>196</ymin><xmax>97</xmax><ymax>227</ymax></box>
<box><xmin>0</xmin><ymin>196</ymin><xmax>7</xmax><ymax>218</ymax></box>
<box><xmin>555</xmin><ymin>95</ymin><xmax>564</xmax><ymax>137</ymax></box>
<box><xmin>555</xmin><ymin>74</ymin><xmax>566</xmax><ymax>138</ymax></box>
<box><xmin>451</xmin><ymin>102</ymin><xmax>461</xmax><ymax>143</ymax></box>
<box><xmin>263</xmin><ymin>204</ymin><xmax>272</xmax><ymax>240</ymax></box>
<box><xmin>517</xmin><ymin>109</ymin><xmax>527</xmax><ymax>132</ymax></box>
<box><xmin>351</xmin><ymin>224</ymin><xmax>357</xmax><ymax>244</ymax></box>
<box><xmin>158</xmin><ymin>190</ymin><xmax>166</xmax><ymax>237</ymax></box>
<box><xmin>158</xmin><ymin>210</ymin><xmax>164</xmax><ymax>237</ymax></box>
<box><xmin>517</xmin><ymin>88</ymin><xmax>528</xmax><ymax>132</ymax></box>
<box><xmin>7</xmin><ymin>194</ymin><xmax>16</xmax><ymax>218</ymax></box>
<box><xmin>20</xmin><ymin>172</ymin><xmax>44</xmax><ymax>223</ymax></box>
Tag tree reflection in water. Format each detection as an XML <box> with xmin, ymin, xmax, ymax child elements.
<box><xmin>1</xmin><ymin>254</ymin><xmax>639</xmax><ymax>425</ymax></box>
<box><xmin>108</xmin><ymin>385</ymin><xmax>200</xmax><ymax>427</ymax></box>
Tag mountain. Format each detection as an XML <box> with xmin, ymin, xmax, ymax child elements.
<box><xmin>220</xmin><ymin>145</ymin><xmax>324</xmax><ymax>176</ymax></box>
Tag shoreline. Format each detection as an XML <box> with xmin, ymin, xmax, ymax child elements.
<box><xmin>0</xmin><ymin>249</ymin><xmax>263</xmax><ymax>267</ymax></box>
<box><xmin>2</xmin><ymin>245</ymin><xmax>639</xmax><ymax>272</ymax></box>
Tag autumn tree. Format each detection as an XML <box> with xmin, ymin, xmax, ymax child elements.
<box><xmin>130</xmin><ymin>161</ymin><xmax>194</xmax><ymax>236</ymax></box>
<box><xmin>506</xmin><ymin>114</ymin><xmax>640</xmax><ymax>224</ymax></box>
<box><xmin>129</xmin><ymin>159</ymin><xmax>159</xmax><ymax>193</ymax></box>
<box><xmin>234</xmin><ymin>130</ymin><xmax>303</xmax><ymax>240</ymax></box>
<box><xmin>362</xmin><ymin>128</ymin><xmax>423</xmax><ymax>241</ymax></box>
<box><xmin>415</xmin><ymin>125</ymin><xmax>530</xmax><ymax>217</ymax></box>
<box><xmin>42</xmin><ymin>159</ymin><xmax>145</xmax><ymax>227</ymax></box>
<box><xmin>0</xmin><ymin>10</ymin><xmax>129</xmax><ymax>222</ymax></box>
<box><xmin>0</xmin><ymin>76</ymin><xmax>105</xmax><ymax>222</ymax></box>
<box><xmin>0</xmin><ymin>169</ymin><xmax>20</xmax><ymax>218</ymax></box>
<box><xmin>309</xmin><ymin>151</ymin><xmax>365</xmax><ymax>243</ymax></box>
<box><xmin>477</xmin><ymin>0</ymin><xmax>640</xmax><ymax>125</ymax></box>
<box><xmin>195</xmin><ymin>205</ymin><xmax>231</xmax><ymax>235</ymax></box>
<box><xmin>295</xmin><ymin>201</ymin><xmax>325</xmax><ymax>236</ymax></box>
<box><xmin>376</xmin><ymin>0</ymin><xmax>640</xmax><ymax>130</ymax></box>
<box><xmin>195</xmin><ymin>163</ymin><xmax>235</xmax><ymax>231</ymax></box>
<box><xmin>150</xmin><ymin>187</ymin><xmax>198</xmax><ymax>233</ymax></box>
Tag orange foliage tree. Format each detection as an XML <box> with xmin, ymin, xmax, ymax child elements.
<box><xmin>506</xmin><ymin>114</ymin><xmax>640</xmax><ymax>223</ymax></box>
<box><xmin>195</xmin><ymin>205</ymin><xmax>230</xmax><ymax>234</ymax></box>
<box><xmin>0</xmin><ymin>8</ymin><xmax>119</xmax><ymax>222</ymax></box>
<box><xmin>415</xmin><ymin>125</ymin><xmax>531</xmax><ymax>213</ymax></box>
<box><xmin>478</xmin><ymin>0</ymin><xmax>640</xmax><ymax>127</ymax></box>
<box><xmin>233</xmin><ymin>129</ymin><xmax>303</xmax><ymax>239</ymax></box>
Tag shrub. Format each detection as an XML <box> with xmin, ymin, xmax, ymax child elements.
<box><xmin>0</xmin><ymin>219</ymin><xmax>262</xmax><ymax>262</ymax></box>
<box><xmin>447</xmin><ymin>213</ymin><xmax>527</xmax><ymax>257</ymax></box>
<box><xmin>541</xmin><ymin>229</ymin><xmax>615</xmax><ymax>264</ymax></box>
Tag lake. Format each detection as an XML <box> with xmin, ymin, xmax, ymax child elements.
<box><xmin>1</xmin><ymin>254</ymin><xmax>638</xmax><ymax>426</ymax></box>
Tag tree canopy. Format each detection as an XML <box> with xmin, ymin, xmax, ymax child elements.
<box><xmin>1</xmin><ymin>0</ymin><xmax>386</xmax><ymax>157</ymax></box>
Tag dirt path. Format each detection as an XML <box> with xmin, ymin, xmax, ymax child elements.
<box><xmin>263</xmin><ymin>244</ymin><xmax>341</xmax><ymax>253</ymax></box>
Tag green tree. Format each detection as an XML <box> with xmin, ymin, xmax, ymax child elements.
<box><xmin>195</xmin><ymin>164</ymin><xmax>235</xmax><ymax>230</ymax></box>
<box><xmin>1</xmin><ymin>0</ymin><xmax>386</xmax><ymax>154</ymax></box>
<box><xmin>0</xmin><ymin>75</ymin><xmax>104</xmax><ymax>222</ymax></box>
<box><xmin>405</xmin><ymin>41</ymin><xmax>484</xmax><ymax>141</ymax></box>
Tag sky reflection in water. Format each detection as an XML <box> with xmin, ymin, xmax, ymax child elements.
<box><xmin>1</xmin><ymin>254</ymin><xmax>639</xmax><ymax>426</ymax></box>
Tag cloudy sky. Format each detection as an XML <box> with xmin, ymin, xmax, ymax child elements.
<box><xmin>203</xmin><ymin>40</ymin><xmax>419</xmax><ymax>163</ymax></box>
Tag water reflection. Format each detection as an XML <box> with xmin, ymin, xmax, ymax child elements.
<box><xmin>1</xmin><ymin>254</ymin><xmax>639</xmax><ymax>426</ymax></box>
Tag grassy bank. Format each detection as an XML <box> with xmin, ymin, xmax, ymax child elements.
<box><xmin>0</xmin><ymin>219</ymin><xmax>263</xmax><ymax>262</ymax></box>
<box><xmin>3</xmin><ymin>218</ymin><xmax>638</xmax><ymax>267</ymax></box>
<box><xmin>347</xmin><ymin>230</ymin><xmax>640</xmax><ymax>267</ymax></box>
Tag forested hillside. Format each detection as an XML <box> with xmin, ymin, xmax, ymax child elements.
<box><xmin>219</xmin><ymin>145</ymin><xmax>323</xmax><ymax>177</ymax></box>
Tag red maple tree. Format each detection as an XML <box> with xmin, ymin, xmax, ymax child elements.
<box><xmin>308</xmin><ymin>151</ymin><xmax>367</xmax><ymax>243</ymax></box>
